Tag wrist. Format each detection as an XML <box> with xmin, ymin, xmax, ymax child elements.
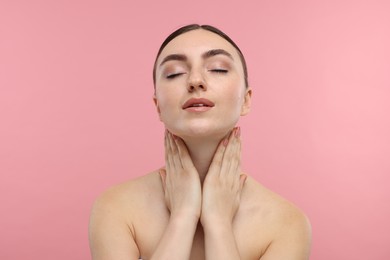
<box><xmin>201</xmin><ymin>215</ymin><xmax>233</xmax><ymax>231</ymax></box>
<box><xmin>169</xmin><ymin>212</ymin><xmax>199</xmax><ymax>227</ymax></box>
<box><xmin>202</xmin><ymin>220</ymin><xmax>234</xmax><ymax>242</ymax></box>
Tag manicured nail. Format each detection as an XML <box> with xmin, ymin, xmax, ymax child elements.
<box><xmin>223</xmin><ymin>138</ymin><xmax>229</xmax><ymax>146</ymax></box>
<box><xmin>234</xmin><ymin>126</ymin><xmax>240</xmax><ymax>137</ymax></box>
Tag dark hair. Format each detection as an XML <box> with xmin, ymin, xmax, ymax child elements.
<box><xmin>153</xmin><ymin>24</ymin><xmax>249</xmax><ymax>88</ymax></box>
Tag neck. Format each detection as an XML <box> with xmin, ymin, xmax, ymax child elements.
<box><xmin>182</xmin><ymin>137</ymin><xmax>222</xmax><ymax>183</ymax></box>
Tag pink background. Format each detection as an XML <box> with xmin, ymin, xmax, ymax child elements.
<box><xmin>1</xmin><ymin>0</ymin><xmax>389</xmax><ymax>259</ymax></box>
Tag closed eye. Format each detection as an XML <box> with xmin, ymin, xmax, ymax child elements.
<box><xmin>210</xmin><ymin>69</ymin><xmax>228</xmax><ymax>73</ymax></box>
<box><xmin>166</xmin><ymin>73</ymin><xmax>185</xmax><ymax>79</ymax></box>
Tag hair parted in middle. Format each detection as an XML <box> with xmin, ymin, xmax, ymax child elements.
<box><xmin>152</xmin><ymin>24</ymin><xmax>249</xmax><ymax>89</ymax></box>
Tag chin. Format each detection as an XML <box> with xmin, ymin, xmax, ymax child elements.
<box><xmin>169</xmin><ymin>122</ymin><xmax>236</xmax><ymax>140</ymax></box>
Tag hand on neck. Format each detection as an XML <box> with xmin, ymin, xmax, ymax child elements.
<box><xmin>181</xmin><ymin>133</ymin><xmax>229</xmax><ymax>184</ymax></box>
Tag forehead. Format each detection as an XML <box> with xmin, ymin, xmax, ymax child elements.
<box><xmin>157</xmin><ymin>29</ymin><xmax>241</xmax><ymax>63</ymax></box>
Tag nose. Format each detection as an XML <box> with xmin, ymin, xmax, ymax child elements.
<box><xmin>187</xmin><ymin>70</ymin><xmax>207</xmax><ymax>92</ymax></box>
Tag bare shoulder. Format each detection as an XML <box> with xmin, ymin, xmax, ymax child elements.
<box><xmin>243</xmin><ymin>176</ymin><xmax>310</xmax><ymax>221</ymax></box>
<box><xmin>95</xmin><ymin>170</ymin><xmax>161</xmax><ymax>203</ymax></box>
<box><xmin>241</xmin><ymin>176</ymin><xmax>312</xmax><ymax>259</ymax></box>
<box><xmin>90</xmin><ymin>170</ymin><xmax>164</xmax><ymax>228</ymax></box>
<box><xmin>88</xmin><ymin>170</ymin><xmax>162</xmax><ymax>259</ymax></box>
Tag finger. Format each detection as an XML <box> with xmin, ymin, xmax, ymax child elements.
<box><xmin>227</xmin><ymin>130</ymin><xmax>241</xmax><ymax>176</ymax></box>
<box><xmin>208</xmin><ymin>131</ymin><xmax>231</xmax><ymax>175</ymax></box>
<box><xmin>168</xmin><ymin>131</ymin><xmax>183</xmax><ymax>169</ymax></box>
<box><xmin>174</xmin><ymin>136</ymin><xmax>195</xmax><ymax>170</ymax></box>
<box><xmin>220</xmin><ymin>127</ymin><xmax>240</xmax><ymax>177</ymax></box>
<box><xmin>164</xmin><ymin>130</ymin><xmax>174</xmax><ymax>172</ymax></box>
<box><xmin>210</xmin><ymin>131</ymin><xmax>232</xmax><ymax>172</ymax></box>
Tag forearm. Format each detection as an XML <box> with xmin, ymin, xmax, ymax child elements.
<box><xmin>203</xmin><ymin>220</ymin><xmax>241</xmax><ymax>260</ymax></box>
<box><xmin>150</xmin><ymin>214</ymin><xmax>198</xmax><ymax>260</ymax></box>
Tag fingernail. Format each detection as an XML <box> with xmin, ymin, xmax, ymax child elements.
<box><xmin>235</xmin><ymin>126</ymin><xmax>240</xmax><ymax>137</ymax></box>
<box><xmin>223</xmin><ymin>138</ymin><xmax>229</xmax><ymax>146</ymax></box>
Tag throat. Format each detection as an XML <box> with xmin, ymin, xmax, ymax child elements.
<box><xmin>182</xmin><ymin>138</ymin><xmax>221</xmax><ymax>183</ymax></box>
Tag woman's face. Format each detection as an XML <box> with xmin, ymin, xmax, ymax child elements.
<box><xmin>154</xmin><ymin>29</ymin><xmax>251</xmax><ymax>139</ymax></box>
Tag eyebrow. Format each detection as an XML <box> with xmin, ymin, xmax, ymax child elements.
<box><xmin>202</xmin><ymin>49</ymin><xmax>234</xmax><ymax>61</ymax></box>
<box><xmin>159</xmin><ymin>54</ymin><xmax>187</xmax><ymax>67</ymax></box>
<box><xmin>159</xmin><ymin>48</ymin><xmax>234</xmax><ymax>67</ymax></box>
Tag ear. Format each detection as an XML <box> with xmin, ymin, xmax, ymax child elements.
<box><xmin>240</xmin><ymin>88</ymin><xmax>252</xmax><ymax>116</ymax></box>
<box><xmin>153</xmin><ymin>94</ymin><xmax>162</xmax><ymax>121</ymax></box>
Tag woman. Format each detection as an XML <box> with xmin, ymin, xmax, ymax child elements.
<box><xmin>89</xmin><ymin>24</ymin><xmax>311</xmax><ymax>260</ymax></box>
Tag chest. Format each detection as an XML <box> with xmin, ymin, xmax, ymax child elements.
<box><xmin>134</xmin><ymin>213</ymin><xmax>267</xmax><ymax>260</ymax></box>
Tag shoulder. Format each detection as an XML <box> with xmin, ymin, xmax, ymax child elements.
<box><xmin>89</xmin><ymin>170</ymin><xmax>164</xmax><ymax>239</ymax></box>
<box><xmin>90</xmin><ymin>170</ymin><xmax>163</xmax><ymax>219</ymax></box>
<box><xmin>88</xmin><ymin>170</ymin><xmax>163</xmax><ymax>259</ymax></box>
<box><xmin>242</xmin><ymin>176</ymin><xmax>312</xmax><ymax>259</ymax></box>
<box><xmin>246</xmin><ymin>175</ymin><xmax>311</xmax><ymax>237</ymax></box>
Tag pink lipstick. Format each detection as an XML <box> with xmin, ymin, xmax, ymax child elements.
<box><xmin>182</xmin><ymin>98</ymin><xmax>215</xmax><ymax>112</ymax></box>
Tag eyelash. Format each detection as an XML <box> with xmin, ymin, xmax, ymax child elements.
<box><xmin>210</xmin><ymin>69</ymin><xmax>228</xmax><ymax>74</ymax></box>
<box><xmin>166</xmin><ymin>69</ymin><xmax>228</xmax><ymax>79</ymax></box>
<box><xmin>166</xmin><ymin>73</ymin><xmax>184</xmax><ymax>79</ymax></box>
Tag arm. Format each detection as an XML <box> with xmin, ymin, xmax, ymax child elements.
<box><xmin>89</xmin><ymin>192</ymin><xmax>140</xmax><ymax>260</ymax></box>
<box><xmin>89</xmin><ymin>131</ymin><xmax>201</xmax><ymax>260</ymax></box>
<box><xmin>89</xmin><ymin>195</ymin><xmax>199</xmax><ymax>260</ymax></box>
<box><xmin>151</xmin><ymin>131</ymin><xmax>202</xmax><ymax>260</ymax></box>
<box><xmin>203</xmin><ymin>220</ymin><xmax>242</xmax><ymax>259</ymax></box>
<box><xmin>260</xmin><ymin>211</ymin><xmax>312</xmax><ymax>260</ymax></box>
<box><xmin>88</xmin><ymin>182</ymin><xmax>198</xmax><ymax>260</ymax></box>
<box><xmin>149</xmin><ymin>213</ymin><xmax>198</xmax><ymax>260</ymax></box>
<box><xmin>201</xmin><ymin>127</ymin><xmax>246</xmax><ymax>259</ymax></box>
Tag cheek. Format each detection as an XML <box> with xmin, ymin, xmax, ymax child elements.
<box><xmin>219</xmin><ymin>73</ymin><xmax>245</xmax><ymax>100</ymax></box>
<box><xmin>157</xmin><ymin>98</ymin><xmax>170</xmax><ymax>115</ymax></box>
<box><xmin>155</xmin><ymin>86</ymin><xmax>171</xmax><ymax>105</ymax></box>
<box><xmin>155</xmin><ymin>91</ymin><xmax>177</xmax><ymax>117</ymax></box>
<box><xmin>224</xmin><ymin>83</ymin><xmax>245</xmax><ymax>107</ymax></box>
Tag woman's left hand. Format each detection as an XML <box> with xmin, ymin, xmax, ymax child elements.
<box><xmin>200</xmin><ymin>127</ymin><xmax>247</xmax><ymax>227</ymax></box>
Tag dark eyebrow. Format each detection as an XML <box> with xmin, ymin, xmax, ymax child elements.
<box><xmin>202</xmin><ymin>49</ymin><xmax>234</xmax><ymax>61</ymax></box>
<box><xmin>159</xmin><ymin>49</ymin><xmax>233</xmax><ymax>67</ymax></box>
<box><xmin>159</xmin><ymin>54</ymin><xmax>187</xmax><ymax>67</ymax></box>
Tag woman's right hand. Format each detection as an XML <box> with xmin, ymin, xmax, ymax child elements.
<box><xmin>159</xmin><ymin>130</ymin><xmax>202</xmax><ymax>220</ymax></box>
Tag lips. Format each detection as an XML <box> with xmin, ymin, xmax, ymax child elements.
<box><xmin>182</xmin><ymin>98</ymin><xmax>215</xmax><ymax>109</ymax></box>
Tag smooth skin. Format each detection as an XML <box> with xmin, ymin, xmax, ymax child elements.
<box><xmin>158</xmin><ymin>128</ymin><xmax>246</xmax><ymax>260</ymax></box>
<box><xmin>89</xmin><ymin>29</ymin><xmax>311</xmax><ymax>259</ymax></box>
